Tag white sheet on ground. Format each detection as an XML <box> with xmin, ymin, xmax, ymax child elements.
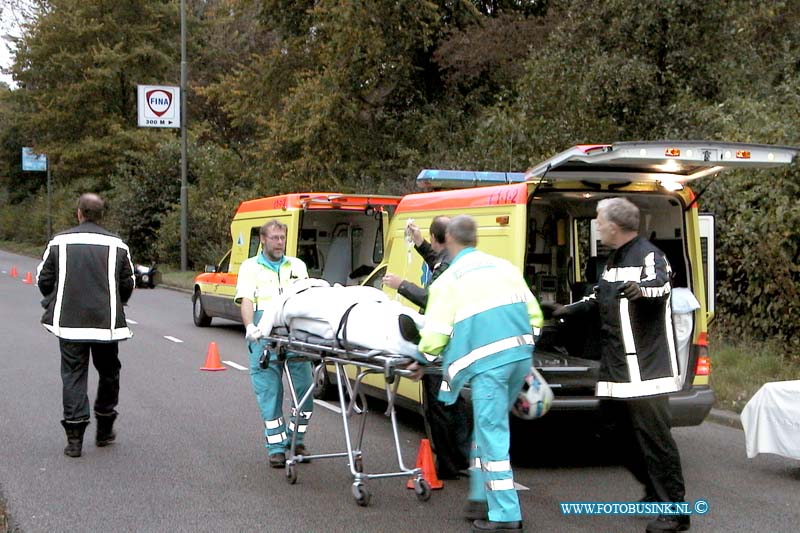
<box><xmin>741</xmin><ymin>380</ymin><xmax>800</xmax><ymax>460</ymax></box>
<box><xmin>256</xmin><ymin>279</ymin><xmax>424</xmax><ymax>357</ymax></box>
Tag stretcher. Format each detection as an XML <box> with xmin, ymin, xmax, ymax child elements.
<box><xmin>260</xmin><ymin>332</ymin><xmax>437</xmax><ymax>507</ymax></box>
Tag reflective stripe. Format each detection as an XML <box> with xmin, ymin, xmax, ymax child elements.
<box><xmin>300</xmin><ymin>411</ymin><xmax>313</xmax><ymax>420</ymax></box>
<box><xmin>448</xmin><ymin>334</ymin><xmax>534</xmax><ymax>381</ymax></box>
<box><xmin>619</xmin><ymin>299</ymin><xmax>637</xmax><ymax>356</ymax></box>
<box><xmin>596</xmin><ymin>376</ymin><xmax>682</xmax><ymax>398</ymax></box>
<box><xmin>265</xmin><ymin>418</ymin><xmax>284</xmax><ymax>430</ymax></box>
<box><xmin>423</xmin><ymin>352</ymin><xmax>439</xmax><ymax>363</ymax></box>
<box><xmin>532</xmin><ymin>326</ymin><xmax>541</xmax><ymax>337</ymax></box>
<box><xmin>664</xmin><ymin>298</ymin><xmax>679</xmax><ymax>378</ymax></box>
<box><xmin>266</xmin><ymin>432</ymin><xmax>287</xmax><ymax>444</ymax></box>
<box><xmin>483</xmin><ymin>460</ymin><xmax>511</xmax><ymax>472</ymax></box>
<box><xmin>288</xmin><ymin>422</ymin><xmax>308</xmax><ymax>433</ymax></box>
<box><xmin>471</xmin><ymin>457</ymin><xmax>481</xmax><ymax>469</ymax></box>
<box><xmin>455</xmin><ymin>293</ymin><xmax>531</xmax><ymax>323</ymax></box>
<box><xmin>486</xmin><ymin>478</ymin><xmax>516</xmax><ymax>491</ymax></box>
<box><xmin>106</xmin><ymin>245</ymin><xmax>118</xmax><ymax>335</ymax></box>
<box><xmin>602</xmin><ymin>266</ymin><xmax>642</xmax><ymax>283</ymax></box>
<box><xmin>626</xmin><ymin>354</ymin><xmax>641</xmax><ymax>383</ymax></box>
<box><xmin>642</xmin><ymin>252</ymin><xmax>656</xmax><ymax>281</ymax></box>
<box><xmin>439</xmin><ymin>379</ymin><xmax>451</xmax><ymax>392</ymax></box>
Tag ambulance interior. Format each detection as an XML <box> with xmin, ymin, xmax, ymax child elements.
<box><xmin>297</xmin><ymin>208</ymin><xmax>387</xmax><ymax>286</ymax></box>
<box><xmin>525</xmin><ymin>192</ymin><xmax>692</xmax><ymax>393</ymax></box>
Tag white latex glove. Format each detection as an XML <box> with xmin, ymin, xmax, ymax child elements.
<box><xmin>245</xmin><ymin>323</ymin><xmax>263</xmax><ymax>342</ymax></box>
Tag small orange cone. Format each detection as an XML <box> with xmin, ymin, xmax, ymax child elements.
<box><xmin>406</xmin><ymin>438</ymin><xmax>443</xmax><ymax>490</ymax></box>
<box><xmin>10</xmin><ymin>266</ymin><xmax>18</xmax><ymax>277</ymax></box>
<box><xmin>22</xmin><ymin>272</ymin><xmax>34</xmax><ymax>284</ymax></box>
<box><xmin>200</xmin><ymin>342</ymin><xmax>227</xmax><ymax>371</ymax></box>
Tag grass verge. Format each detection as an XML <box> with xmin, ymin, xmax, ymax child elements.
<box><xmin>710</xmin><ymin>335</ymin><xmax>800</xmax><ymax>413</ymax></box>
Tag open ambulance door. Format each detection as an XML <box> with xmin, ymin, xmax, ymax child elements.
<box><xmin>699</xmin><ymin>214</ymin><xmax>715</xmax><ymax>322</ymax></box>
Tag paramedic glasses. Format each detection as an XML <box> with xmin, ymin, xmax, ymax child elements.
<box><xmin>266</xmin><ymin>234</ymin><xmax>287</xmax><ymax>242</ymax></box>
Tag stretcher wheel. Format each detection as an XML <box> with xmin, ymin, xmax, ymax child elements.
<box><xmin>352</xmin><ymin>483</ymin><xmax>371</xmax><ymax>506</ymax></box>
<box><xmin>286</xmin><ymin>464</ymin><xmax>297</xmax><ymax>485</ymax></box>
<box><xmin>414</xmin><ymin>479</ymin><xmax>431</xmax><ymax>502</ymax></box>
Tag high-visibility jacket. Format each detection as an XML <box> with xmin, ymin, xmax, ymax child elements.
<box><xmin>234</xmin><ymin>254</ymin><xmax>308</xmax><ymax>312</ymax></box>
<box><xmin>418</xmin><ymin>248</ymin><xmax>543</xmax><ymax>405</ymax></box>
<box><xmin>588</xmin><ymin>236</ymin><xmax>681</xmax><ymax>398</ymax></box>
<box><xmin>37</xmin><ymin>222</ymin><xmax>135</xmax><ymax>341</ymax></box>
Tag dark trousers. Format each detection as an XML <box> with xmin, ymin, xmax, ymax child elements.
<box><xmin>423</xmin><ymin>372</ymin><xmax>472</xmax><ymax>477</ymax></box>
<box><xmin>59</xmin><ymin>339</ymin><xmax>121</xmax><ymax>421</ymax></box>
<box><xmin>600</xmin><ymin>395</ymin><xmax>686</xmax><ymax>502</ymax></box>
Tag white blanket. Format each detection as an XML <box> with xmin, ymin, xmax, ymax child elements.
<box><xmin>741</xmin><ymin>380</ymin><xmax>800</xmax><ymax>460</ymax></box>
<box><xmin>256</xmin><ymin>279</ymin><xmax>424</xmax><ymax>357</ymax></box>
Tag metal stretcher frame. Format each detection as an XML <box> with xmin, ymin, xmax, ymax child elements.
<box><xmin>262</xmin><ymin>334</ymin><xmax>435</xmax><ymax>507</ymax></box>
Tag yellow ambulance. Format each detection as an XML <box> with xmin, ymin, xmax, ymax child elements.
<box><xmin>358</xmin><ymin>141</ymin><xmax>797</xmax><ymax>427</ymax></box>
<box><xmin>192</xmin><ymin>193</ymin><xmax>401</xmax><ymax>326</ymax></box>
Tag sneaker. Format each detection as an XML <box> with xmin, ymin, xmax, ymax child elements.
<box><xmin>471</xmin><ymin>519</ymin><xmax>523</xmax><ymax>532</ymax></box>
<box><xmin>269</xmin><ymin>453</ymin><xmax>286</xmax><ymax>468</ymax></box>
<box><xmin>463</xmin><ymin>500</ymin><xmax>489</xmax><ymax>521</ymax></box>
<box><xmin>646</xmin><ymin>514</ymin><xmax>690</xmax><ymax>532</ymax></box>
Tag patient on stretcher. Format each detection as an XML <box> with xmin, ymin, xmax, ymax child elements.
<box><xmin>255</xmin><ymin>278</ymin><xmax>425</xmax><ymax>357</ymax></box>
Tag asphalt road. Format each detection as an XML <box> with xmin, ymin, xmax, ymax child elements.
<box><xmin>1</xmin><ymin>249</ymin><xmax>798</xmax><ymax>532</ymax></box>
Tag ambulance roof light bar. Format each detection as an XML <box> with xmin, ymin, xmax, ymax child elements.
<box><xmin>416</xmin><ymin>169</ymin><xmax>527</xmax><ymax>190</ymax></box>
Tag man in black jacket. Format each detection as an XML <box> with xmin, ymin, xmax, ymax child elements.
<box><xmin>551</xmin><ymin>197</ymin><xmax>689</xmax><ymax>532</ymax></box>
<box><xmin>37</xmin><ymin>193</ymin><xmax>135</xmax><ymax>458</ymax></box>
<box><xmin>383</xmin><ymin>216</ymin><xmax>473</xmax><ymax>481</ymax></box>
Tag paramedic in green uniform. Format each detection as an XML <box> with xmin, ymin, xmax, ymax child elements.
<box><xmin>235</xmin><ymin>220</ymin><xmax>313</xmax><ymax>468</ymax></box>
<box><xmin>415</xmin><ymin>215</ymin><xmax>543</xmax><ymax>533</ymax></box>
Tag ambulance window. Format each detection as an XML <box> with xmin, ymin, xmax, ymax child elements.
<box><xmin>218</xmin><ymin>250</ymin><xmax>231</xmax><ymax>273</ymax></box>
<box><xmin>248</xmin><ymin>228</ymin><xmax>261</xmax><ymax>258</ymax></box>
<box><xmin>364</xmin><ymin>265</ymin><xmax>387</xmax><ymax>290</ymax></box>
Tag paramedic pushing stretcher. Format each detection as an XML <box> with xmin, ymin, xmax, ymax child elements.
<box><xmin>382</xmin><ymin>216</ymin><xmax>473</xmax><ymax>480</ymax></box>
<box><xmin>550</xmin><ymin>198</ymin><xmax>689</xmax><ymax>533</ymax></box>
<box><xmin>409</xmin><ymin>215</ymin><xmax>543</xmax><ymax>533</ymax></box>
<box><xmin>235</xmin><ymin>220</ymin><xmax>313</xmax><ymax>469</ymax></box>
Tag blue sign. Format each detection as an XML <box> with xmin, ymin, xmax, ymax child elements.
<box><xmin>22</xmin><ymin>147</ymin><xmax>47</xmax><ymax>171</ymax></box>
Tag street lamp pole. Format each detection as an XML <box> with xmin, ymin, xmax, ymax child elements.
<box><xmin>179</xmin><ymin>0</ymin><xmax>188</xmax><ymax>271</ymax></box>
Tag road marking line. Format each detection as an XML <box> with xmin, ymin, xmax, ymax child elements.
<box><xmin>163</xmin><ymin>336</ymin><xmax>183</xmax><ymax>343</ymax></box>
<box><xmin>514</xmin><ymin>482</ymin><xmax>529</xmax><ymax>491</ymax></box>
<box><xmin>127</xmin><ymin>319</ymin><xmax>138</xmax><ymax>324</ymax></box>
<box><xmin>314</xmin><ymin>399</ymin><xmax>342</xmax><ymax>414</ymax></box>
<box><xmin>223</xmin><ymin>360</ymin><xmax>247</xmax><ymax>371</ymax></box>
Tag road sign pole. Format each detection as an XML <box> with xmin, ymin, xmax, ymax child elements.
<box><xmin>46</xmin><ymin>164</ymin><xmax>52</xmax><ymax>240</ymax></box>
<box><xmin>179</xmin><ymin>0</ymin><xmax>188</xmax><ymax>271</ymax></box>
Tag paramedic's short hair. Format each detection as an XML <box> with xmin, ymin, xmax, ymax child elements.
<box><xmin>447</xmin><ymin>215</ymin><xmax>478</xmax><ymax>247</ymax></box>
<box><xmin>260</xmin><ymin>219</ymin><xmax>288</xmax><ymax>236</ymax></box>
<box><xmin>430</xmin><ymin>216</ymin><xmax>450</xmax><ymax>245</ymax></box>
<box><xmin>597</xmin><ymin>197</ymin><xmax>640</xmax><ymax>232</ymax></box>
<box><xmin>77</xmin><ymin>193</ymin><xmax>105</xmax><ymax>223</ymax></box>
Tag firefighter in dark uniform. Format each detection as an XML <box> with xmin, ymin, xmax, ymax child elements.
<box><xmin>553</xmin><ymin>197</ymin><xmax>690</xmax><ymax>533</ymax></box>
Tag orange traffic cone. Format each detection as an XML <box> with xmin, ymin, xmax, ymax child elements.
<box><xmin>22</xmin><ymin>272</ymin><xmax>34</xmax><ymax>284</ymax></box>
<box><xmin>9</xmin><ymin>266</ymin><xmax>18</xmax><ymax>277</ymax></box>
<box><xmin>200</xmin><ymin>342</ymin><xmax>227</xmax><ymax>371</ymax></box>
<box><xmin>406</xmin><ymin>438</ymin><xmax>444</xmax><ymax>490</ymax></box>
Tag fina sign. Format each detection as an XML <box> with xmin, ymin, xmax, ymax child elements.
<box><xmin>137</xmin><ymin>85</ymin><xmax>180</xmax><ymax>128</ymax></box>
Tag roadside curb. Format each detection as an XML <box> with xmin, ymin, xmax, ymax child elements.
<box><xmin>706</xmin><ymin>408</ymin><xmax>742</xmax><ymax>430</ymax></box>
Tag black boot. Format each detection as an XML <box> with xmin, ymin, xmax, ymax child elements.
<box><xmin>61</xmin><ymin>419</ymin><xmax>90</xmax><ymax>458</ymax></box>
<box><xmin>95</xmin><ymin>410</ymin><xmax>118</xmax><ymax>447</ymax></box>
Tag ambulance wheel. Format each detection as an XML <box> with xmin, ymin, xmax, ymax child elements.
<box><xmin>286</xmin><ymin>465</ymin><xmax>297</xmax><ymax>485</ymax></box>
<box><xmin>414</xmin><ymin>479</ymin><xmax>431</xmax><ymax>502</ymax></box>
<box><xmin>192</xmin><ymin>290</ymin><xmax>212</xmax><ymax>327</ymax></box>
<box><xmin>352</xmin><ymin>483</ymin><xmax>371</xmax><ymax>507</ymax></box>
